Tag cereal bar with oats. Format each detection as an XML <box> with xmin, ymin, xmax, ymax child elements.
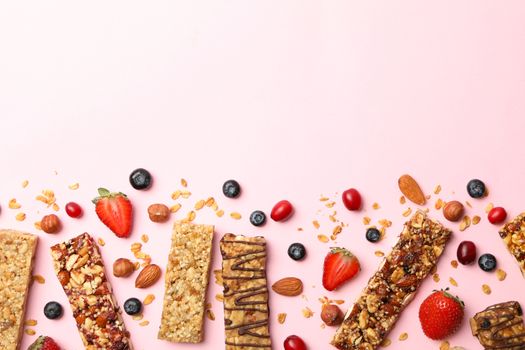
<box><xmin>158</xmin><ymin>222</ymin><xmax>214</xmax><ymax>343</ymax></box>
<box><xmin>0</xmin><ymin>229</ymin><xmax>38</xmax><ymax>350</ymax></box>
<box><xmin>499</xmin><ymin>213</ymin><xmax>525</xmax><ymax>278</ymax></box>
<box><xmin>220</xmin><ymin>233</ymin><xmax>271</xmax><ymax>350</ymax></box>
<box><xmin>332</xmin><ymin>211</ymin><xmax>452</xmax><ymax>350</ymax></box>
<box><xmin>51</xmin><ymin>233</ymin><xmax>133</xmax><ymax>349</ymax></box>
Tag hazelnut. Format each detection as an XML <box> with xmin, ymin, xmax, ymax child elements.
<box><xmin>113</xmin><ymin>258</ymin><xmax>135</xmax><ymax>278</ymax></box>
<box><xmin>443</xmin><ymin>201</ymin><xmax>464</xmax><ymax>222</ymax></box>
<box><xmin>321</xmin><ymin>304</ymin><xmax>344</xmax><ymax>326</ymax></box>
<box><xmin>147</xmin><ymin>203</ymin><xmax>170</xmax><ymax>223</ymax></box>
<box><xmin>41</xmin><ymin>214</ymin><xmax>61</xmax><ymax>234</ymax></box>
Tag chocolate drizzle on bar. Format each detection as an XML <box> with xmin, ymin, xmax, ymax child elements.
<box><xmin>220</xmin><ymin>234</ymin><xmax>271</xmax><ymax>349</ymax></box>
<box><xmin>471</xmin><ymin>301</ymin><xmax>525</xmax><ymax>349</ymax></box>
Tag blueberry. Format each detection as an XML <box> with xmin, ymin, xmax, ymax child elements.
<box><xmin>124</xmin><ymin>298</ymin><xmax>142</xmax><ymax>315</ymax></box>
<box><xmin>288</xmin><ymin>243</ymin><xmax>306</xmax><ymax>261</ymax></box>
<box><xmin>43</xmin><ymin>301</ymin><xmax>63</xmax><ymax>319</ymax></box>
<box><xmin>480</xmin><ymin>318</ymin><xmax>491</xmax><ymax>329</ymax></box>
<box><xmin>222</xmin><ymin>180</ymin><xmax>241</xmax><ymax>198</ymax></box>
<box><xmin>467</xmin><ymin>179</ymin><xmax>486</xmax><ymax>198</ymax></box>
<box><xmin>478</xmin><ymin>253</ymin><xmax>497</xmax><ymax>272</ymax></box>
<box><xmin>129</xmin><ymin>168</ymin><xmax>152</xmax><ymax>190</ymax></box>
<box><xmin>366</xmin><ymin>228</ymin><xmax>381</xmax><ymax>243</ymax></box>
<box><xmin>249</xmin><ymin>210</ymin><xmax>266</xmax><ymax>226</ymax></box>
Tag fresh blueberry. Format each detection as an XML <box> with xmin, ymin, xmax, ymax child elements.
<box><xmin>124</xmin><ymin>298</ymin><xmax>142</xmax><ymax>315</ymax></box>
<box><xmin>478</xmin><ymin>253</ymin><xmax>497</xmax><ymax>272</ymax></box>
<box><xmin>249</xmin><ymin>210</ymin><xmax>266</xmax><ymax>226</ymax></box>
<box><xmin>288</xmin><ymin>243</ymin><xmax>306</xmax><ymax>261</ymax></box>
<box><xmin>222</xmin><ymin>180</ymin><xmax>241</xmax><ymax>198</ymax></box>
<box><xmin>480</xmin><ymin>318</ymin><xmax>491</xmax><ymax>329</ymax></box>
<box><xmin>366</xmin><ymin>228</ymin><xmax>381</xmax><ymax>243</ymax></box>
<box><xmin>129</xmin><ymin>168</ymin><xmax>152</xmax><ymax>190</ymax></box>
<box><xmin>467</xmin><ymin>179</ymin><xmax>486</xmax><ymax>198</ymax></box>
<box><xmin>43</xmin><ymin>301</ymin><xmax>63</xmax><ymax>320</ymax></box>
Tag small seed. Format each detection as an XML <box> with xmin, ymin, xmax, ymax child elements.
<box><xmin>398</xmin><ymin>332</ymin><xmax>408</xmax><ymax>341</ymax></box>
<box><xmin>277</xmin><ymin>313</ymin><xmax>287</xmax><ymax>324</ymax></box>
<box><xmin>139</xmin><ymin>320</ymin><xmax>149</xmax><ymax>327</ymax></box>
<box><xmin>143</xmin><ymin>294</ymin><xmax>155</xmax><ymax>305</ymax></box>
<box><xmin>449</xmin><ymin>277</ymin><xmax>458</xmax><ymax>287</ymax></box>
<box><xmin>25</xmin><ymin>329</ymin><xmax>36</xmax><ymax>336</ymax></box>
<box><xmin>16</xmin><ymin>212</ymin><xmax>26</xmax><ymax>221</ymax></box>
<box><xmin>24</xmin><ymin>319</ymin><xmax>37</xmax><ymax>326</ymax></box>
<box><xmin>375</xmin><ymin>250</ymin><xmax>385</xmax><ymax>257</ymax></box>
<box><xmin>482</xmin><ymin>284</ymin><xmax>491</xmax><ymax>295</ymax></box>
<box><xmin>496</xmin><ymin>268</ymin><xmax>507</xmax><ymax>281</ymax></box>
<box><xmin>170</xmin><ymin>203</ymin><xmax>182</xmax><ymax>213</ymax></box>
<box><xmin>194</xmin><ymin>200</ymin><xmax>205</xmax><ymax>210</ymax></box>
<box><xmin>68</xmin><ymin>183</ymin><xmax>80</xmax><ymax>190</ymax></box>
<box><xmin>317</xmin><ymin>234</ymin><xmax>329</xmax><ymax>243</ymax></box>
<box><xmin>33</xmin><ymin>275</ymin><xmax>45</xmax><ymax>284</ymax></box>
<box><xmin>206</xmin><ymin>309</ymin><xmax>215</xmax><ymax>321</ymax></box>
<box><xmin>230</xmin><ymin>212</ymin><xmax>242</xmax><ymax>220</ymax></box>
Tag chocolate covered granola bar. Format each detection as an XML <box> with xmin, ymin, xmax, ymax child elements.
<box><xmin>0</xmin><ymin>229</ymin><xmax>38</xmax><ymax>350</ymax></box>
<box><xmin>499</xmin><ymin>213</ymin><xmax>525</xmax><ymax>278</ymax></box>
<box><xmin>332</xmin><ymin>211</ymin><xmax>452</xmax><ymax>350</ymax></box>
<box><xmin>470</xmin><ymin>301</ymin><xmax>525</xmax><ymax>349</ymax></box>
<box><xmin>51</xmin><ymin>233</ymin><xmax>132</xmax><ymax>349</ymax></box>
<box><xmin>220</xmin><ymin>233</ymin><xmax>271</xmax><ymax>350</ymax></box>
<box><xmin>158</xmin><ymin>222</ymin><xmax>214</xmax><ymax>343</ymax></box>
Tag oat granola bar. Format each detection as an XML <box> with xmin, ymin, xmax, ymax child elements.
<box><xmin>0</xmin><ymin>229</ymin><xmax>38</xmax><ymax>350</ymax></box>
<box><xmin>470</xmin><ymin>301</ymin><xmax>525</xmax><ymax>349</ymax></box>
<box><xmin>499</xmin><ymin>213</ymin><xmax>525</xmax><ymax>278</ymax></box>
<box><xmin>51</xmin><ymin>233</ymin><xmax>132</xmax><ymax>349</ymax></box>
<box><xmin>332</xmin><ymin>211</ymin><xmax>452</xmax><ymax>350</ymax></box>
<box><xmin>220</xmin><ymin>233</ymin><xmax>271</xmax><ymax>350</ymax></box>
<box><xmin>158</xmin><ymin>222</ymin><xmax>214</xmax><ymax>343</ymax></box>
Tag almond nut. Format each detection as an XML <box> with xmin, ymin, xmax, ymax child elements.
<box><xmin>41</xmin><ymin>214</ymin><xmax>61</xmax><ymax>234</ymax></box>
<box><xmin>398</xmin><ymin>174</ymin><xmax>426</xmax><ymax>205</ymax></box>
<box><xmin>271</xmin><ymin>277</ymin><xmax>303</xmax><ymax>296</ymax></box>
<box><xmin>113</xmin><ymin>258</ymin><xmax>135</xmax><ymax>278</ymax></box>
<box><xmin>135</xmin><ymin>264</ymin><xmax>161</xmax><ymax>288</ymax></box>
<box><xmin>443</xmin><ymin>201</ymin><xmax>464</xmax><ymax>222</ymax></box>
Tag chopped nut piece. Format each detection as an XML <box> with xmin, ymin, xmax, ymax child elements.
<box><xmin>230</xmin><ymin>212</ymin><xmax>242</xmax><ymax>220</ymax></box>
<box><xmin>451</xmin><ymin>260</ymin><xmax>458</xmax><ymax>268</ymax></box>
<box><xmin>143</xmin><ymin>294</ymin><xmax>155</xmax><ymax>305</ymax></box>
<box><xmin>302</xmin><ymin>307</ymin><xmax>314</xmax><ymax>318</ymax></box>
<box><xmin>180</xmin><ymin>178</ymin><xmax>188</xmax><ymax>187</ymax></box>
<box><xmin>449</xmin><ymin>277</ymin><xmax>458</xmax><ymax>287</ymax></box>
<box><xmin>206</xmin><ymin>309</ymin><xmax>215</xmax><ymax>321</ymax></box>
<box><xmin>399</xmin><ymin>196</ymin><xmax>406</xmax><ymax>204</ymax></box>
<box><xmin>374</xmin><ymin>250</ymin><xmax>384</xmax><ymax>257</ymax></box>
<box><xmin>24</xmin><ymin>329</ymin><xmax>35</xmax><ymax>336</ymax></box>
<box><xmin>434</xmin><ymin>185</ymin><xmax>442</xmax><ymax>195</ymax></box>
<box><xmin>216</xmin><ymin>209</ymin><xmax>224</xmax><ymax>217</ymax></box>
<box><xmin>15</xmin><ymin>213</ymin><xmax>26</xmax><ymax>221</ymax></box>
<box><xmin>313</xmin><ymin>220</ymin><xmax>320</xmax><ymax>229</ymax></box>
<box><xmin>372</xmin><ymin>202</ymin><xmax>380</xmax><ymax>210</ymax></box>
<box><xmin>8</xmin><ymin>199</ymin><xmax>21</xmax><ymax>209</ymax></box>
<box><xmin>402</xmin><ymin>207</ymin><xmax>412</xmax><ymax>217</ymax></box>
<box><xmin>68</xmin><ymin>183</ymin><xmax>79</xmax><ymax>190</ymax></box>
<box><xmin>496</xmin><ymin>268</ymin><xmax>507</xmax><ymax>281</ymax></box>
<box><xmin>362</xmin><ymin>217</ymin><xmax>371</xmax><ymax>225</ymax></box>
<box><xmin>32</xmin><ymin>275</ymin><xmax>45</xmax><ymax>284</ymax></box>
<box><xmin>139</xmin><ymin>320</ymin><xmax>150</xmax><ymax>327</ymax></box>
<box><xmin>472</xmin><ymin>215</ymin><xmax>481</xmax><ymax>225</ymax></box>
<box><xmin>21</xmin><ymin>180</ymin><xmax>29</xmax><ymax>188</ymax></box>
<box><xmin>398</xmin><ymin>332</ymin><xmax>408</xmax><ymax>341</ymax></box>
<box><xmin>277</xmin><ymin>313</ymin><xmax>287</xmax><ymax>324</ymax></box>
<box><xmin>318</xmin><ymin>234</ymin><xmax>329</xmax><ymax>243</ymax></box>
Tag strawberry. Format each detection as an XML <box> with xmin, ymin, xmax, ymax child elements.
<box><xmin>92</xmin><ymin>188</ymin><xmax>133</xmax><ymax>238</ymax></box>
<box><xmin>418</xmin><ymin>288</ymin><xmax>464</xmax><ymax>340</ymax></box>
<box><xmin>322</xmin><ymin>247</ymin><xmax>360</xmax><ymax>291</ymax></box>
<box><xmin>28</xmin><ymin>336</ymin><xmax>61</xmax><ymax>350</ymax></box>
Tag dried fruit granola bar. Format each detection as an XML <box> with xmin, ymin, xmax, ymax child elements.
<box><xmin>220</xmin><ymin>233</ymin><xmax>271</xmax><ymax>349</ymax></box>
<box><xmin>332</xmin><ymin>211</ymin><xmax>452</xmax><ymax>350</ymax></box>
<box><xmin>499</xmin><ymin>213</ymin><xmax>525</xmax><ymax>278</ymax></box>
<box><xmin>0</xmin><ymin>229</ymin><xmax>38</xmax><ymax>350</ymax></box>
<box><xmin>51</xmin><ymin>233</ymin><xmax>133</xmax><ymax>349</ymax></box>
<box><xmin>158</xmin><ymin>222</ymin><xmax>214</xmax><ymax>343</ymax></box>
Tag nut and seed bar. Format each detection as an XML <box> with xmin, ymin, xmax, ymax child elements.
<box><xmin>220</xmin><ymin>233</ymin><xmax>271</xmax><ymax>350</ymax></box>
<box><xmin>332</xmin><ymin>211</ymin><xmax>452</xmax><ymax>350</ymax></box>
<box><xmin>470</xmin><ymin>301</ymin><xmax>525</xmax><ymax>349</ymax></box>
<box><xmin>158</xmin><ymin>222</ymin><xmax>214</xmax><ymax>343</ymax></box>
<box><xmin>51</xmin><ymin>233</ymin><xmax>133</xmax><ymax>349</ymax></box>
<box><xmin>0</xmin><ymin>229</ymin><xmax>38</xmax><ymax>350</ymax></box>
<box><xmin>499</xmin><ymin>213</ymin><xmax>525</xmax><ymax>278</ymax></box>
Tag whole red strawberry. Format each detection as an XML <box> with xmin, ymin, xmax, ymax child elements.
<box><xmin>419</xmin><ymin>288</ymin><xmax>464</xmax><ymax>340</ymax></box>
<box><xmin>28</xmin><ymin>335</ymin><xmax>61</xmax><ymax>350</ymax></box>
<box><xmin>322</xmin><ymin>247</ymin><xmax>360</xmax><ymax>291</ymax></box>
<box><xmin>92</xmin><ymin>188</ymin><xmax>133</xmax><ymax>238</ymax></box>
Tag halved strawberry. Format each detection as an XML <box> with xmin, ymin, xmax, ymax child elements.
<box><xmin>28</xmin><ymin>336</ymin><xmax>61</xmax><ymax>350</ymax></box>
<box><xmin>322</xmin><ymin>247</ymin><xmax>360</xmax><ymax>291</ymax></box>
<box><xmin>92</xmin><ymin>188</ymin><xmax>133</xmax><ymax>238</ymax></box>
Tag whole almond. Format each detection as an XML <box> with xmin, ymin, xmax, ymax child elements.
<box><xmin>41</xmin><ymin>214</ymin><xmax>61</xmax><ymax>234</ymax></box>
<box><xmin>443</xmin><ymin>201</ymin><xmax>464</xmax><ymax>222</ymax></box>
<box><xmin>271</xmin><ymin>277</ymin><xmax>303</xmax><ymax>297</ymax></box>
<box><xmin>113</xmin><ymin>258</ymin><xmax>135</xmax><ymax>278</ymax></box>
<box><xmin>398</xmin><ymin>174</ymin><xmax>426</xmax><ymax>205</ymax></box>
<box><xmin>135</xmin><ymin>264</ymin><xmax>161</xmax><ymax>288</ymax></box>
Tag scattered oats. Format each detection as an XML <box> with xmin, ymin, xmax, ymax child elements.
<box><xmin>433</xmin><ymin>273</ymin><xmax>440</xmax><ymax>283</ymax></box>
<box><xmin>320</xmin><ymin>196</ymin><xmax>330</xmax><ymax>202</ymax></box>
<box><xmin>450</xmin><ymin>260</ymin><xmax>458</xmax><ymax>269</ymax></box>
<box><xmin>380</xmin><ymin>338</ymin><xmax>391</xmax><ymax>347</ymax></box>
<box><xmin>24</xmin><ymin>329</ymin><xmax>36</xmax><ymax>336</ymax></box>
<box><xmin>485</xmin><ymin>202</ymin><xmax>494</xmax><ymax>213</ymax></box>
<box><xmin>8</xmin><ymin>198</ymin><xmax>21</xmax><ymax>209</ymax></box>
<box><xmin>33</xmin><ymin>275</ymin><xmax>45</xmax><ymax>284</ymax></box>
<box><xmin>374</xmin><ymin>250</ymin><xmax>385</xmax><ymax>257</ymax></box>
<box><xmin>465</xmin><ymin>201</ymin><xmax>472</xmax><ymax>208</ymax></box>
<box><xmin>302</xmin><ymin>307</ymin><xmax>314</xmax><ymax>318</ymax></box>
<box><xmin>435</xmin><ymin>198</ymin><xmax>444</xmax><ymax>210</ymax></box>
<box><xmin>496</xmin><ymin>269</ymin><xmax>507</xmax><ymax>281</ymax></box>
<box><xmin>459</xmin><ymin>215</ymin><xmax>471</xmax><ymax>232</ymax></box>
<box><xmin>449</xmin><ymin>277</ymin><xmax>458</xmax><ymax>287</ymax></box>
<box><xmin>194</xmin><ymin>200</ymin><xmax>205</xmax><ymax>210</ymax></box>
<box><xmin>21</xmin><ymin>180</ymin><xmax>29</xmax><ymax>188</ymax></box>
<box><xmin>215</xmin><ymin>293</ymin><xmax>224</xmax><ymax>302</ymax></box>
<box><xmin>482</xmin><ymin>284</ymin><xmax>491</xmax><ymax>295</ymax></box>
<box><xmin>68</xmin><ymin>183</ymin><xmax>80</xmax><ymax>190</ymax></box>
<box><xmin>131</xmin><ymin>243</ymin><xmax>142</xmax><ymax>252</ymax></box>
<box><xmin>52</xmin><ymin>203</ymin><xmax>59</xmax><ymax>212</ymax></box>
<box><xmin>332</xmin><ymin>225</ymin><xmax>342</xmax><ymax>235</ymax></box>
<box><xmin>143</xmin><ymin>294</ymin><xmax>155</xmax><ymax>305</ymax></box>
<box><xmin>372</xmin><ymin>202</ymin><xmax>380</xmax><ymax>210</ymax></box>
<box><xmin>139</xmin><ymin>320</ymin><xmax>149</xmax><ymax>327</ymax></box>
<box><xmin>398</xmin><ymin>332</ymin><xmax>408</xmax><ymax>341</ymax></box>
<box><xmin>24</xmin><ymin>319</ymin><xmax>37</xmax><ymax>326</ymax></box>
<box><xmin>378</xmin><ymin>219</ymin><xmax>392</xmax><ymax>228</ymax></box>
<box><xmin>317</xmin><ymin>234</ymin><xmax>329</xmax><ymax>243</ymax></box>
<box><xmin>230</xmin><ymin>212</ymin><xmax>242</xmax><ymax>220</ymax></box>
<box><xmin>205</xmin><ymin>197</ymin><xmax>215</xmax><ymax>207</ymax></box>
<box><xmin>325</xmin><ymin>201</ymin><xmax>336</xmax><ymax>208</ymax></box>
<box><xmin>134</xmin><ymin>262</ymin><xmax>140</xmax><ymax>270</ymax></box>
<box><xmin>320</xmin><ymin>323</ymin><xmax>326</xmax><ymax>329</ymax></box>
<box><xmin>171</xmin><ymin>190</ymin><xmax>181</xmax><ymax>200</ymax></box>
<box><xmin>16</xmin><ymin>212</ymin><xmax>26</xmax><ymax>221</ymax></box>
<box><xmin>440</xmin><ymin>341</ymin><xmax>450</xmax><ymax>350</ymax></box>
<box><xmin>206</xmin><ymin>309</ymin><xmax>215</xmax><ymax>321</ymax></box>
<box><xmin>180</xmin><ymin>190</ymin><xmax>191</xmax><ymax>199</ymax></box>
<box><xmin>434</xmin><ymin>185</ymin><xmax>442</xmax><ymax>195</ymax></box>
<box><xmin>186</xmin><ymin>210</ymin><xmax>196</xmax><ymax>222</ymax></box>
<box><xmin>132</xmin><ymin>314</ymin><xmax>143</xmax><ymax>321</ymax></box>
<box><xmin>180</xmin><ymin>178</ymin><xmax>188</xmax><ymax>187</ymax></box>
<box><xmin>334</xmin><ymin>300</ymin><xmax>345</xmax><ymax>305</ymax></box>
<box><xmin>97</xmin><ymin>238</ymin><xmax>105</xmax><ymax>247</ymax></box>
<box><xmin>213</xmin><ymin>269</ymin><xmax>223</xmax><ymax>286</ymax></box>
<box><xmin>36</xmin><ymin>189</ymin><xmax>56</xmax><ymax>207</ymax></box>
<box><xmin>472</xmin><ymin>215</ymin><xmax>481</xmax><ymax>225</ymax></box>
<box><xmin>313</xmin><ymin>220</ymin><xmax>320</xmax><ymax>229</ymax></box>
<box><xmin>362</xmin><ymin>216</ymin><xmax>371</xmax><ymax>225</ymax></box>
<box><xmin>216</xmin><ymin>209</ymin><xmax>224</xmax><ymax>217</ymax></box>
<box><xmin>141</xmin><ymin>234</ymin><xmax>149</xmax><ymax>243</ymax></box>
<box><xmin>329</xmin><ymin>215</ymin><xmax>337</xmax><ymax>222</ymax></box>
<box><xmin>402</xmin><ymin>207</ymin><xmax>412</xmax><ymax>217</ymax></box>
<box><xmin>34</xmin><ymin>222</ymin><xmax>42</xmax><ymax>231</ymax></box>
<box><xmin>170</xmin><ymin>203</ymin><xmax>182</xmax><ymax>213</ymax></box>
<box><xmin>399</xmin><ymin>196</ymin><xmax>406</xmax><ymax>204</ymax></box>
<box><xmin>277</xmin><ymin>313</ymin><xmax>287</xmax><ymax>324</ymax></box>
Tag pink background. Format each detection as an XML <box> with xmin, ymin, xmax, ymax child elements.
<box><xmin>1</xmin><ymin>1</ymin><xmax>525</xmax><ymax>349</ymax></box>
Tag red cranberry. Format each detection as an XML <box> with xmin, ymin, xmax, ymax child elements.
<box><xmin>488</xmin><ymin>207</ymin><xmax>507</xmax><ymax>224</ymax></box>
<box><xmin>342</xmin><ymin>188</ymin><xmax>362</xmax><ymax>211</ymax></box>
<box><xmin>270</xmin><ymin>200</ymin><xmax>293</xmax><ymax>222</ymax></box>
<box><xmin>65</xmin><ymin>202</ymin><xmax>83</xmax><ymax>218</ymax></box>
<box><xmin>284</xmin><ymin>335</ymin><xmax>307</xmax><ymax>350</ymax></box>
<box><xmin>457</xmin><ymin>241</ymin><xmax>477</xmax><ymax>265</ymax></box>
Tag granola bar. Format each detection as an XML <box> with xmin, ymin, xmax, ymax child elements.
<box><xmin>332</xmin><ymin>211</ymin><xmax>452</xmax><ymax>350</ymax></box>
<box><xmin>158</xmin><ymin>222</ymin><xmax>214</xmax><ymax>343</ymax></box>
<box><xmin>499</xmin><ymin>213</ymin><xmax>525</xmax><ymax>278</ymax></box>
<box><xmin>50</xmin><ymin>233</ymin><xmax>132</xmax><ymax>349</ymax></box>
<box><xmin>470</xmin><ymin>301</ymin><xmax>525</xmax><ymax>349</ymax></box>
<box><xmin>0</xmin><ymin>229</ymin><xmax>38</xmax><ymax>350</ymax></box>
<box><xmin>220</xmin><ymin>233</ymin><xmax>271</xmax><ymax>350</ymax></box>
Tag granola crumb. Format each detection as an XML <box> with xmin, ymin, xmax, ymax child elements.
<box><xmin>362</xmin><ymin>217</ymin><xmax>371</xmax><ymax>225</ymax></box>
<box><xmin>32</xmin><ymin>275</ymin><xmax>45</xmax><ymax>284</ymax></box>
<box><xmin>180</xmin><ymin>178</ymin><xmax>188</xmax><ymax>187</ymax></box>
<box><xmin>399</xmin><ymin>196</ymin><xmax>406</xmax><ymax>204</ymax></box>
<box><xmin>170</xmin><ymin>203</ymin><xmax>182</xmax><ymax>213</ymax></box>
<box><xmin>472</xmin><ymin>215</ymin><xmax>481</xmax><ymax>225</ymax></box>
<box><xmin>434</xmin><ymin>185</ymin><xmax>442</xmax><ymax>195</ymax></box>
<box><xmin>171</xmin><ymin>190</ymin><xmax>181</xmax><ymax>200</ymax></box>
<box><xmin>132</xmin><ymin>314</ymin><xmax>143</xmax><ymax>321</ymax></box>
<box><xmin>449</xmin><ymin>277</ymin><xmax>458</xmax><ymax>287</ymax></box>
<box><xmin>440</xmin><ymin>341</ymin><xmax>450</xmax><ymax>350</ymax></box>
<box><xmin>372</xmin><ymin>202</ymin><xmax>380</xmax><ymax>210</ymax></box>
<box><xmin>485</xmin><ymin>202</ymin><xmax>494</xmax><ymax>213</ymax></box>
<box><xmin>9</xmin><ymin>198</ymin><xmax>21</xmax><ymax>209</ymax></box>
<box><xmin>206</xmin><ymin>309</ymin><xmax>215</xmax><ymax>321</ymax></box>
<box><xmin>435</xmin><ymin>198</ymin><xmax>444</xmax><ymax>210</ymax></box>
<box><xmin>16</xmin><ymin>212</ymin><xmax>26</xmax><ymax>221</ymax></box>
<box><xmin>374</xmin><ymin>250</ymin><xmax>385</xmax><ymax>257</ymax></box>
<box><xmin>34</xmin><ymin>221</ymin><xmax>42</xmax><ymax>231</ymax></box>
<box><xmin>22</xmin><ymin>180</ymin><xmax>29</xmax><ymax>188</ymax></box>
<box><xmin>24</xmin><ymin>329</ymin><xmax>36</xmax><ymax>336</ymax></box>
<box><xmin>317</xmin><ymin>234</ymin><xmax>329</xmax><ymax>243</ymax></box>
<box><xmin>216</xmin><ymin>209</ymin><xmax>224</xmax><ymax>217</ymax></box>
<box><xmin>402</xmin><ymin>207</ymin><xmax>412</xmax><ymax>217</ymax></box>
<box><xmin>24</xmin><ymin>319</ymin><xmax>37</xmax><ymax>326</ymax></box>
<box><xmin>141</xmin><ymin>234</ymin><xmax>149</xmax><ymax>243</ymax></box>
<box><xmin>139</xmin><ymin>320</ymin><xmax>149</xmax><ymax>327</ymax></box>
<box><xmin>194</xmin><ymin>200</ymin><xmax>205</xmax><ymax>210</ymax></box>
<box><xmin>215</xmin><ymin>293</ymin><xmax>224</xmax><ymax>302</ymax></box>
<box><xmin>380</xmin><ymin>338</ymin><xmax>391</xmax><ymax>347</ymax></box>
<box><xmin>302</xmin><ymin>307</ymin><xmax>314</xmax><ymax>318</ymax></box>
<box><xmin>277</xmin><ymin>313</ymin><xmax>287</xmax><ymax>324</ymax></box>
<box><xmin>482</xmin><ymin>284</ymin><xmax>492</xmax><ymax>295</ymax></box>
<box><xmin>325</xmin><ymin>201</ymin><xmax>336</xmax><ymax>208</ymax></box>
<box><xmin>313</xmin><ymin>220</ymin><xmax>320</xmax><ymax>229</ymax></box>
<box><xmin>68</xmin><ymin>183</ymin><xmax>80</xmax><ymax>190</ymax></box>
<box><xmin>143</xmin><ymin>294</ymin><xmax>155</xmax><ymax>305</ymax></box>
<box><xmin>432</xmin><ymin>273</ymin><xmax>440</xmax><ymax>283</ymax></box>
<box><xmin>97</xmin><ymin>238</ymin><xmax>105</xmax><ymax>246</ymax></box>
<box><xmin>186</xmin><ymin>210</ymin><xmax>196</xmax><ymax>222</ymax></box>
<box><xmin>398</xmin><ymin>332</ymin><xmax>408</xmax><ymax>341</ymax></box>
<box><xmin>496</xmin><ymin>268</ymin><xmax>507</xmax><ymax>281</ymax></box>
<box><xmin>450</xmin><ymin>260</ymin><xmax>458</xmax><ymax>269</ymax></box>
<box><xmin>230</xmin><ymin>212</ymin><xmax>242</xmax><ymax>220</ymax></box>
